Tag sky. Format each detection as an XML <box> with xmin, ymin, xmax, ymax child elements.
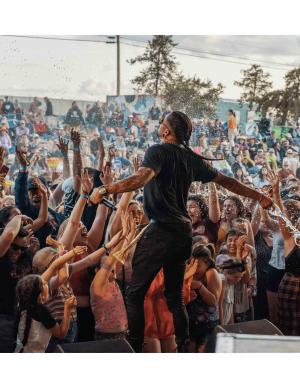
<box><xmin>0</xmin><ymin>35</ymin><xmax>299</xmax><ymax>102</ymax></box>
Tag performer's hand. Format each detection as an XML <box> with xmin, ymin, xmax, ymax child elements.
<box><xmin>258</xmin><ymin>193</ymin><xmax>273</xmax><ymax>210</ymax></box>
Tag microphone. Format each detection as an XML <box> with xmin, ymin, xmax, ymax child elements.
<box><xmin>101</xmin><ymin>197</ymin><xmax>118</xmax><ymax>211</ymax></box>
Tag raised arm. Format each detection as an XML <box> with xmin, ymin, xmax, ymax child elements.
<box><xmin>251</xmin><ymin>203</ymin><xmax>261</xmax><ymax>237</ymax></box>
<box><xmin>41</xmin><ymin>245</ymin><xmax>87</xmax><ymax>282</ymax></box>
<box><xmin>56</xmin><ymin>136</ymin><xmax>70</xmax><ymax>179</ymax></box>
<box><xmin>30</xmin><ymin>178</ymin><xmax>48</xmax><ymax>233</ymax></box>
<box><xmin>208</xmin><ymin>182</ymin><xmax>220</xmax><ymax>223</ymax></box>
<box><xmin>0</xmin><ymin>215</ymin><xmax>22</xmax><ymax>258</ymax></box>
<box><xmin>87</xmin><ymin>204</ymin><xmax>109</xmax><ymax>252</ymax></box>
<box><xmin>70</xmin><ymin>128</ymin><xmax>82</xmax><ymax>193</ymax></box>
<box><xmin>15</xmin><ymin>150</ymin><xmax>30</xmax><ymax>212</ymax></box>
<box><xmin>70</xmin><ymin>230</ymin><xmax>123</xmax><ymax>275</ymax></box>
<box><xmin>97</xmin><ymin>136</ymin><xmax>105</xmax><ymax>173</ymax></box>
<box><xmin>59</xmin><ymin>171</ymin><xmax>93</xmax><ymax>250</ymax></box>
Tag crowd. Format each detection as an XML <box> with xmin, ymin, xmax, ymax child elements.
<box><xmin>0</xmin><ymin>94</ymin><xmax>300</xmax><ymax>353</ymax></box>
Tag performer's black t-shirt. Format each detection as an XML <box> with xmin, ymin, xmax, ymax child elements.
<box><xmin>142</xmin><ymin>143</ymin><xmax>218</xmax><ymax>223</ymax></box>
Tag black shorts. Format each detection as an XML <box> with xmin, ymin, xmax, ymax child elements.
<box><xmin>266</xmin><ymin>265</ymin><xmax>285</xmax><ymax>293</ymax></box>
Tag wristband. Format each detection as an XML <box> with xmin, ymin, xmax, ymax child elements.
<box><xmin>61</xmin><ymin>151</ymin><xmax>68</xmax><ymax>158</ymax></box>
<box><xmin>80</xmin><ymin>193</ymin><xmax>89</xmax><ymax>200</ymax></box>
<box><xmin>19</xmin><ymin>166</ymin><xmax>28</xmax><ymax>172</ymax></box>
<box><xmin>73</xmin><ymin>146</ymin><xmax>80</xmax><ymax>152</ymax></box>
<box><xmin>103</xmin><ymin>244</ymin><xmax>111</xmax><ymax>255</ymax></box>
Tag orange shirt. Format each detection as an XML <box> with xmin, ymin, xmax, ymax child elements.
<box><xmin>228</xmin><ymin>116</ymin><xmax>237</xmax><ymax>130</ymax></box>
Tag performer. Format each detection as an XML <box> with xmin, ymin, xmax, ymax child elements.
<box><xmin>90</xmin><ymin>111</ymin><xmax>273</xmax><ymax>352</ymax></box>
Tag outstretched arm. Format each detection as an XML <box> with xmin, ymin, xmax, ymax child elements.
<box><xmin>41</xmin><ymin>246</ymin><xmax>87</xmax><ymax>282</ymax></box>
<box><xmin>89</xmin><ymin>167</ymin><xmax>155</xmax><ymax>205</ymax></box>
<box><xmin>213</xmin><ymin>172</ymin><xmax>272</xmax><ymax>209</ymax></box>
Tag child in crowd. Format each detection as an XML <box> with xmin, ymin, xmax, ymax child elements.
<box><xmin>14</xmin><ymin>246</ymin><xmax>86</xmax><ymax>353</ymax></box>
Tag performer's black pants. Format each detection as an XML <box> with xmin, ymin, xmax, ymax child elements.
<box><xmin>126</xmin><ymin>221</ymin><xmax>192</xmax><ymax>352</ymax></box>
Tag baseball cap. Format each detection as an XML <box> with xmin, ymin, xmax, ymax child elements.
<box><xmin>27</xmin><ymin>176</ymin><xmax>48</xmax><ymax>191</ymax></box>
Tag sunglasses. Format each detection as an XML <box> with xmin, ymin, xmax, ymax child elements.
<box><xmin>11</xmin><ymin>243</ymin><xmax>29</xmax><ymax>252</ymax></box>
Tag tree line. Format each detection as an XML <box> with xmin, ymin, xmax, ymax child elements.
<box><xmin>128</xmin><ymin>35</ymin><xmax>300</xmax><ymax>124</ymax></box>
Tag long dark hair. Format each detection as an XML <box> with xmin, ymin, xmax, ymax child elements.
<box><xmin>188</xmin><ymin>194</ymin><xmax>209</xmax><ymax>218</ymax></box>
<box><xmin>223</xmin><ymin>195</ymin><xmax>245</xmax><ymax>218</ymax></box>
<box><xmin>15</xmin><ymin>275</ymin><xmax>43</xmax><ymax>350</ymax></box>
<box><xmin>192</xmin><ymin>245</ymin><xmax>215</xmax><ymax>269</ymax></box>
<box><xmin>0</xmin><ymin>206</ymin><xmax>17</xmax><ymax>227</ymax></box>
<box><xmin>166</xmin><ymin>111</ymin><xmax>220</xmax><ymax>161</ymax></box>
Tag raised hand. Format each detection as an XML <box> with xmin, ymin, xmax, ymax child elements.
<box><xmin>266</xmin><ymin>169</ymin><xmax>280</xmax><ymax>192</ymax></box>
<box><xmin>108</xmin><ymin>145</ymin><xmax>116</xmax><ymax>162</ymax></box>
<box><xmin>132</xmin><ymin>156</ymin><xmax>140</xmax><ymax>173</ymax></box>
<box><xmin>80</xmin><ymin>170</ymin><xmax>93</xmax><ymax>195</ymax></box>
<box><xmin>97</xmin><ymin>136</ymin><xmax>105</xmax><ymax>159</ymax></box>
<box><xmin>65</xmin><ymin>295</ymin><xmax>77</xmax><ymax>310</ymax></box>
<box><xmin>32</xmin><ymin>177</ymin><xmax>47</xmax><ymax>196</ymax></box>
<box><xmin>101</xmin><ymin>163</ymin><xmax>113</xmax><ymax>186</ymax></box>
<box><xmin>106</xmin><ymin>230</ymin><xmax>124</xmax><ymax>250</ymax></box>
<box><xmin>73</xmin><ymin>245</ymin><xmax>88</xmax><ymax>256</ymax></box>
<box><xmin>70</xmin><ymin>128</ymin><xmax>81</xmax><ymax>147</ymax></box>
<box><xmin>56</xmin><ymin>136</ymin><xmax>69</xmax><ymax>155</ymax></box>
<box><xmin>20</xmin><ymin>215</ymin><xmax>34</xmax><ymax>226</ymax></box>
<box><xmin>28</xmin><ymin>236</ymin><xmax>40</xmax><ymax>256</ymax></box>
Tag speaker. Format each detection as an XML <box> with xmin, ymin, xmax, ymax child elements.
<box><xmin>216</xmin><ymin>333</ymin><xmax>300</xmax><ymax>353</ymax></box>
<box><xmin>215</xmin><ymin>319</ymin><xmax>283</xmax><ymax>336</ymax></box>
<box><xmin>54</xmin><ymin>339</ymin><xmax>134</xmax><ymax>353</ymax></box>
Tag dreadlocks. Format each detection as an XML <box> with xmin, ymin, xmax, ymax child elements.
<box><xmin>166</xmin><ymin>111</ymin><xmax>219</xmax><ymax>161</ymax></box>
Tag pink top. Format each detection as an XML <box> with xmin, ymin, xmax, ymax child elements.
<box><xmin>90</xmin><ymin>281</ymin><xmax>128</xmax><ymax>333</ymax></box>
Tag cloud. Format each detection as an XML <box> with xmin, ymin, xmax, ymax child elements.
<box><xmin>79</xmin><ymin>79</ymin><xmax>115</xmax><ymax>97</ymax></box>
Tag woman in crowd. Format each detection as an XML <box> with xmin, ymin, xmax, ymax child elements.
<box><xmin>187</xmin><ymin>183</ymin><xmax>220</xmax><ymax>244</ymax></box>
<box><xmin>90</xmin><ymin>211</ymin><xmax>137</xmax><ymax>342</ymax></box>
<box><xmin>217</xmin><ymin>195</ymin><xmax>245</xmax><ymax>250</ymax></box>
<box><xmin>186</xmin><ymin>245</ymin><xmax>222</xmax><ymax>352</ymax></box>
<box><xmin>227</xmin><ymin>109</ymin><xmax>238</xmax><ymax>148</ymax></box>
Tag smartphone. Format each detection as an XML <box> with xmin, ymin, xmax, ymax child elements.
<box><xmin>0</xmin><ymin>165</ymin><xmax>9</xmax><ymax>177</ymax></box>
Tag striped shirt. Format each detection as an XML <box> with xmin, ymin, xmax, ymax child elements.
<box><xmin>45</xmin><ymin>282</ymin><xmax>76</xmax><ymax>322</ymax></box>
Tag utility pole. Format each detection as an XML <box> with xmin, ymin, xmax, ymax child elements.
<box><xmin>117</xmin><ymin>35</ymin><xmax>120</xmax><ymax>96</ymax></box>
<box><xmin>106</xmin><ymin>35</ymin><xmax>121</xmax><ymax>96</ymax></box>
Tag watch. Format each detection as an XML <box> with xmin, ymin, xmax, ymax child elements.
<box><xmin>98</xmin><ymin>186</ymin><xmax>108</xmax><ymax>196</ymax></box>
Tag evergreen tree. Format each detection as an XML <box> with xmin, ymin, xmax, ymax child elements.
<box><xmin>128</xmin><ymin>35</ymin><xmax>177</xmax><ymax>95</ymax></box>
<box><xmin>163</xmin><ymin>73</ymin><xmax>224</xmax><ymax>118</ymax></box>
<box><xmin>234</xmin><ymin>64</ymin><xmax>273</xmax><ymax>109</ymax></box>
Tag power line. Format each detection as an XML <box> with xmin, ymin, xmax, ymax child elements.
<box><xmin>122</xmin><ymin>37</ymin><xmax>295</xmax><ymax>70</ymax></box>
<box><xmin>2</xmin><ymin>34</ymin><xmax>295</xmax><ymax>71</ymax></box>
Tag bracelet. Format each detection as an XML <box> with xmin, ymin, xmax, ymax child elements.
<box><xmin>73</xmin><ymin>146</ymin><xmax>80</xmax><ymax>152</ymax></box>
<box><xmin>103</xmin><ymin>244</ymin><xmax>111</xmax><ymax>255</ymax></box>
<box><xmin>80</xmin><ymin>193</ymin><xmax>89</xmax><ymax>200</ymax></box>
<box><xmin>19</xmin><ymin>166</ymin><xmax>27</xmax><ymax>172</ymax></box>
<box><xmin>61</xmin><ymin>151</ymin><xmax>68</xmax><ymax>158</ymax></box>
